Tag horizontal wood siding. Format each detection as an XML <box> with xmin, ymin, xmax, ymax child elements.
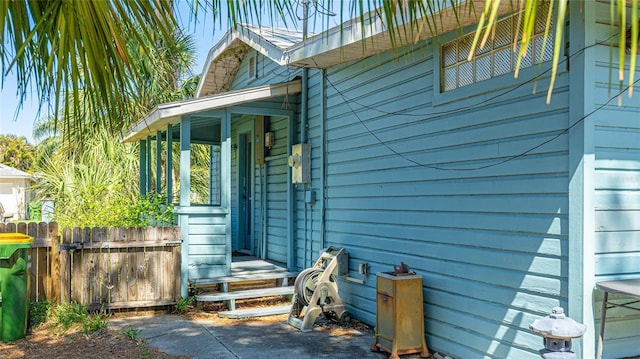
<box><xmin>323</xmin><ymin>38</ymin><xmax>570</xmax><ymax>358</ymax></box>
<box><xmin>187</xmin><ymin>213</ymin><xmax>227</xmax><ymax>278</ymax></box>
<box><xmin>592</xmin><ymin>3</ymin><xmax>640</xmax><ymax>357</ymax></box>
<box><xmin>265</xmin><ymin>115</ymin><xmax>289</xmax><ymax>264</ymax></box>
<box><xmin>295</xmin><ymin>70</ymin><xmax>323</xmax><ymax>270</ymax></box>
<box><xmin>228</xmin><ymin>53</ymin><xmax>300</xmax><ymax>262</ymax></box>
<box><xmin>231</xmin><ymin>50</ymin><xmax>301</xmax><ymax>89</ymax></box>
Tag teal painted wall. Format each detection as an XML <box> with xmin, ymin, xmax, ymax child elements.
<box><xmin>591</xmin><ymin>2</ymin><xmax>640</xmax><ymax>357</ymax></box>
<box><xmin>186</xmin><ymin>212</ymin><xmax>228</xmax><ymax>279</ymax></box>
<box><xmin>228</xmin><ymin>51</ymin><xmax>300</xmax><ymax>264</ymax></box>
<box><xmin>231</xmin><ymin>49</ymin><xmax>302</xmax><ymax>89</ymax></box>
<box><xmin>295</xmin><ymin>69</ymin><xmax>324</xmax><ymax>269</ymax></box>
<box><xmin>315</xmin><ymin>33</ymin><xmax>571</xmax><ymax>358</ymax></box>
<box><xmin>207</xmin><ymin>10</ymin><xmax>639</xmax><ymax>358</ymax></box>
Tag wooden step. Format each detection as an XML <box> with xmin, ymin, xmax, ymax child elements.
<box><xmin>195</xmin><ymin>286</ymin><xmax>294</xmax><ymax>302</ymax></box>
<box><xmin>190</xmin><ymin>271</ymin><xmax>298</xmax><ymax>287</ymax></box>
<box><xmin>218</xmin><ymin>305</ymin><xmax>292</xmax><ymax>319</ymax></box>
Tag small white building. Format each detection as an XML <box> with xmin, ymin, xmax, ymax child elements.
<box><xmin>0</xmin><ymin>163</ymin><xmax>33</xmax><ymax>221</ymax></box>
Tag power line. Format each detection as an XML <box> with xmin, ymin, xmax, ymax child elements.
<box><xmin>316</xmin><ymin>35</ymin><xmax>637</xmax><ymax>172</ymax></box>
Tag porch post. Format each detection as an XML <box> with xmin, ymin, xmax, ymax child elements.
<box><xmin>222</xmin><ymin>110</ymin><xmax>232</xmax><ymax>276</ymax></box>
<box><xmin>146</xmin><ymin>137</ymin><xmax>152</xmax><ymax>194</ymax></box>
<box><xmin>139</xmin><ymin>139</ymin><xmax>147</xmax><ymax>195</ymax></box>
<box><xmin>179</xmin><ymin>115</ymin><xmax>191</xmax><ymax>298</ymax></box>
<box><xmin>166</xmin><ymin>125</ymin><xmax>173</xmax><ymax>204</ymax></box>
<box><xmin>155</xmin><ymin>131</ymin><xmax>162</xmax><ymax>194</ymax></box>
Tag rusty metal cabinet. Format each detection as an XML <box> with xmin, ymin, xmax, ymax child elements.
<box><xmin>371</xmin><ymin>272</ymin><xmax>429</xmax><ymax>359</ymax></box>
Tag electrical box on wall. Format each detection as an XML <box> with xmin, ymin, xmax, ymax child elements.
<box><xmin>288</xmin><ymin>143</ymin><xmax>311</xmax><ymax>183</ymax></box>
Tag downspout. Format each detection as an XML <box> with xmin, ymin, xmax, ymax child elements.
<box><xmin>301</xmin><ymin>1</ymin><xmax>309</xmax><ymax>145</ymax></box>
<box><xmin>320</xmin><ymin>69</ymin><xmax>327</xmax><ymax>251</ymax></box>
<box><xmin>301</xmin><ymin>0</ymin><xmax>309</xmax><ymax>267</ymax></box>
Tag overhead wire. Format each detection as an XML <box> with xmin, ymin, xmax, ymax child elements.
<box><xmin>315</xmin><ymin>33</ymin><xmax>634</xmax><ymax>172</ymax></box>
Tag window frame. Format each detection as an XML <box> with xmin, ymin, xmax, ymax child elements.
<box><xmin>433</xmin><ymin>8</ymin><xmax>563</xmax><ymax>107</ymax></box>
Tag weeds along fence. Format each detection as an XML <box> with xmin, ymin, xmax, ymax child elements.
<box><xmin>0</xmin><ymin>222</ymin><xmax>181</xmax><ymax>310</ymax></box>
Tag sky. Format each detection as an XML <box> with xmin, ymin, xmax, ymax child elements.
<box><xmin>0</xmin><ymin>1</ymin><xmax>221</xmax><ymax>144</ymax></box>
<box><xmin>0</xmin><ymin>2</ymin><xmax>347</xmax><ymax>145</ymax></box>
<box><xmin>0</xmin><ymin>3</ymin><xmax>232</xmax><ymax>144</ymax></box>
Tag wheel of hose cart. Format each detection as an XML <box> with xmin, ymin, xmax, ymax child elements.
<box><xmin>338</xmin><ymin>311</ymin><xmax>353</xmax><ymax>325</ymax></box>
<box><xmin>294</xmin><ymin>267</ymin><xmax>337</xmax><ymax>306</ymax></box>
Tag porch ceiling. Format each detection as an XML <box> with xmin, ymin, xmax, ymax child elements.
<box><xmin>121</xmin><ymin>80</ymin><xmax>302</xmax><ymax>143</ymax></box>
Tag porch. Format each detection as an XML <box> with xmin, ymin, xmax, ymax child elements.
<box><xmin>190</xmin><ymin>255</ymin><xmax>298</xmax><ymax>317</ymax></box>
<box><xmin>122</xmin><ymin>80</ymin><xmax>302</xmax><ymax>297</ymax></box>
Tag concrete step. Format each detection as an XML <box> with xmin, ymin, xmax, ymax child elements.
<box><xmin>217</xmin><ymin>305</ymin><xmax>292</xmax><ymax>319</ymax></box>
<box><xmin>195</xmin><ymin>286</ymin><xmax>294</xmax><ymax>302</ymax></box>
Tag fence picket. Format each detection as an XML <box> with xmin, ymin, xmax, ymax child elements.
<box><xmin>50</xmin><ymin>235</ymin><xmax>61</xmax><ymax>303</ymax></box>
<box><xmin>61</xmin><ymin>227</ymin><xmax>72</xmax><ymax>303</ymax></box>
<box><xmin>109</xmin><ymin>227</ymin><xmax>124</xmax><ymax>304</ymax></box>
<box><xmin>0</xmin><ymin>222</ymin><xmax>180</xmax><ymax>309</ymax></box>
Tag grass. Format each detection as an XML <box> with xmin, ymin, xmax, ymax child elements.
<box><xmin>123</xmin><ymin>326</ymin><xmax>141</xmax><ymax>341</ymax></box>
<box><xmin>44</xmin><ymin>302</ymin><xmax>109</xmax><ymax>334</ymax></box>
<box><xmin>174</xmin><ymin>296</ymin><xmax>194</xmax><ymax>314</ymax></box>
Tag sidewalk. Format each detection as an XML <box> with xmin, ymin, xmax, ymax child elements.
<box><xmin>109</xmin><ymin>314</ymin><xmax>385</xmax><ymax>359</ymax></box>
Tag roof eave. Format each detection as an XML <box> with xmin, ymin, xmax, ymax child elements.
<box><xmin>285</xmin><ymin>0</ymin><xmax>513</xmax><ymax>68</ymax></box>
<box><xmin>123</xmin><ymin>80</ymin><xmax>302</xmax><ymax>143</ymax></box>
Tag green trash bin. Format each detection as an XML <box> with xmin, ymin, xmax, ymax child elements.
<box><xmin>0</xmin><ymin>233</ymin><xmax>33</xmax><ymax>342</ymax></box>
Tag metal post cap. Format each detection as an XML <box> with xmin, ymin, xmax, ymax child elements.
<box><xmin>529</xmin><ymin>307</ymin><xmax>587</xmax><ymax>339</ymax></box>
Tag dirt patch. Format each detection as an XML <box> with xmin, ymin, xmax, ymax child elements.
<box><xmin>0</xmin><ymin>323</ymin><xmax>189</xmax><ymax>359</ymax></box>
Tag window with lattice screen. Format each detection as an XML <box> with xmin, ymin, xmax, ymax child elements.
<box><xmin>441</xmin><ymin>3</ymin><xmax>554</xmax><ymax>92</ymax></box>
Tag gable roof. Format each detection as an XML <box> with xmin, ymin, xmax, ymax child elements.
<box><xmin>0</xmin><ymin>164</ymin><xmax>32</xmax><ymax>179</ymax></box>
<box><xmin>196</xmin><ymin>25</ymin><xmax>305</xmax><ymax>98</ymax></box>
<box><xmin>196</xmin><ymin>0</ymin><xmax>515</xmax><ymax>89</ymax></box>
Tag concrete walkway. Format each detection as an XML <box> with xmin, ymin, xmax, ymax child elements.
<box><xmin>110</xmin><ymin>314</ymin><xmax>386</xmax><ymax>359</ymax></box>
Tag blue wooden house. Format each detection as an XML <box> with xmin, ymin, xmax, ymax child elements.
<box><xmin>123</xmin><ymin>2</ymin><xmax>640</xmax><ymax>358</ymax></box>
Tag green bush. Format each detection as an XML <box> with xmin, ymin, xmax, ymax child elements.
<box><xmin>54</xmin><ymin>191</ymin><xmax>175</xmax><ymax>228</ymax></box>
<box><xmin>29</xmin><ymin>301</ymin><xmax>50</xmax><ymax>328</ymax></box>
<box><xmin>175</xmin><ymin>296</ymin><xmax>194</xmax><ymax>313</ymax></box>
<box><xmin>136</xmin><ymin>193</ymin><xmax>176</xmax><ymax>227</ymax></box>
<box><xmin>28</xmin><ymin>202</ymin><xmax>42</xmax><ymax>221</ymax></box>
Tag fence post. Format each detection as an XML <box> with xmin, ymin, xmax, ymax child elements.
<box><xmin>50</xmin><ymin>235</ymin><xmax>61</xmax><ymax>303</ymax></box>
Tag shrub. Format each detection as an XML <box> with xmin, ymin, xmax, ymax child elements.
<box><xmin>29</xmin><ymin>300</ymin><xmax>50</xmax><ymax>328</ymax></box>
<box><xmin>28</xmin><ymin>202</ymin><xmax>42</xmax><ymax>221</ymax></box>
<box><xmin>174</xmin><ymin>296</ymin><xmax>194</xmax><ymax>314</ymax></box>
<box><xmin>45</xmin><ymin>302</ymin><xmax>109</xmax><ymax>334</ymax></box>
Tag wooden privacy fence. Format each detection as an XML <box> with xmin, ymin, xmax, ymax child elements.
<box><xmin>0</xmin><ymin>222</ymin><xmax>181</xmax><ymax>310</ymax></box>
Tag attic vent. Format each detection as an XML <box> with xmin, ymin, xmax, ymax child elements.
<box><xmin>248</xmin><ymin>56</ymin><xmax>258</xmax><ymax>80</ymax></box>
